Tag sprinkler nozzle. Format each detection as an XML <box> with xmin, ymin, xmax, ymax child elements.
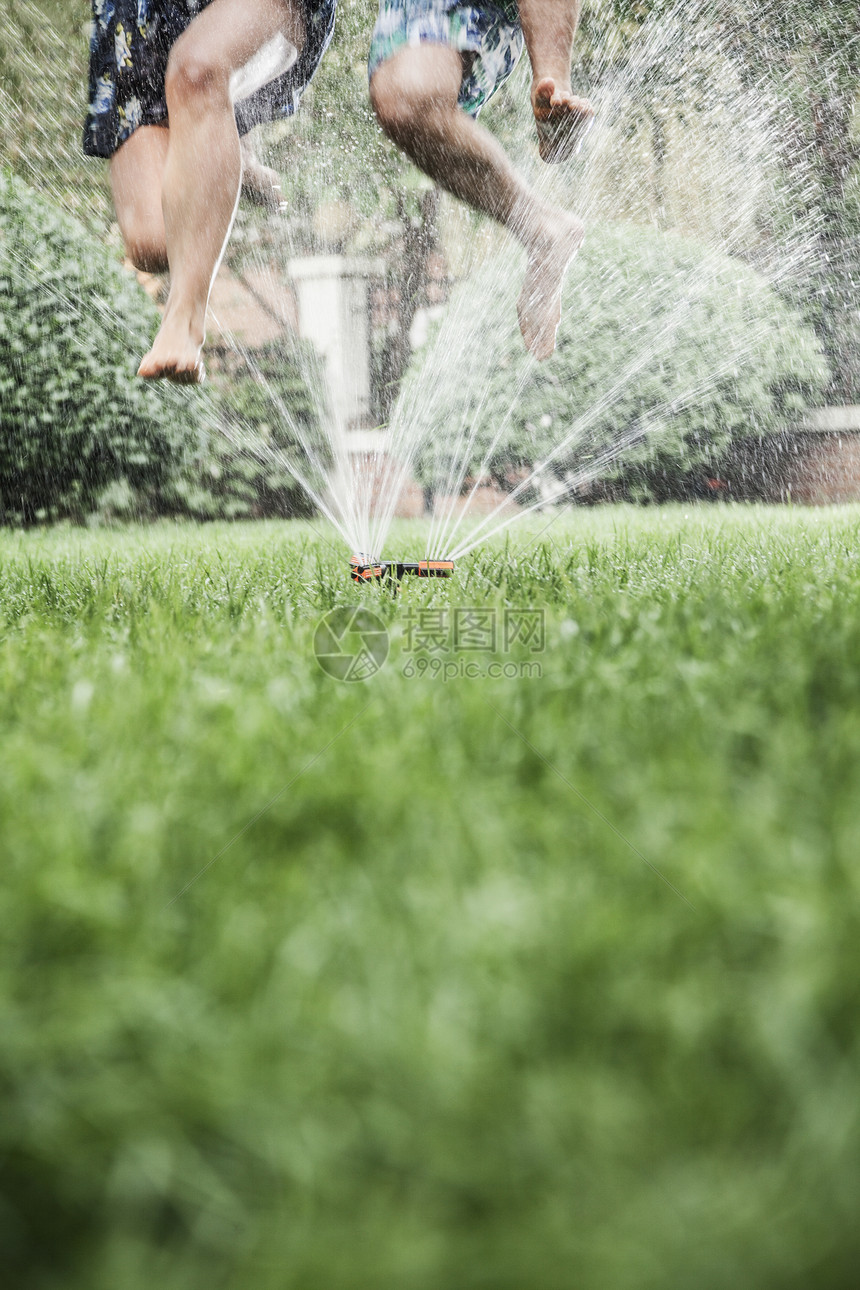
<box><xmin>349</xmin><ymin>556</ymin><xmax>386</xmax><ymax>582</ymax></box>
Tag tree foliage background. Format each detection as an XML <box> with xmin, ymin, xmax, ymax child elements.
<box><xmin>573</xmin><ymin>0</ymin><xmax>860</xmax><ymax>399</ymax></box>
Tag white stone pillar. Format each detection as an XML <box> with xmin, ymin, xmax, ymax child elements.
<box><xmin>287</xmin><ymin>256</ymin><xmax>383</xmax><ymax>433</ymax></box>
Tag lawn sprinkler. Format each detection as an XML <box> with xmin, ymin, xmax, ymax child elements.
<box><xmin>350</xmin><ymin>556</ymin><xmax>455</xmax><ymax>586</ymax></box>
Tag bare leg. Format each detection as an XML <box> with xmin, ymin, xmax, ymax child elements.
<box><xmin>110</xmin><ymin>126</ymin><xmax>170</xmax><ymax>273</ymax></box>
<box><xmin>519</xmin><ymin>0</ymin><xmax>594</xmax><ymax>162</ymax></box>
<box><xmin>371</xmin><ymin>45</ymin><xmax>583</xmax><ymax>360</ymax></box>
<box><xmin>138</xmin><ymin>0</ymin><xmax>304</xmax><ymax>382</ymax></box>
<box><xmin>111</xmin><ymin>127</ymin><xmax>283</xmax><ymax>263</ymax></box>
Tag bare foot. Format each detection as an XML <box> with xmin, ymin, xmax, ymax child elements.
<box><xmin>239</xmin><ymin>137</ymin><xmax>286</xmax><ymax>212</ymax></box>
<box><xmin>532</xmin><ymin>78</ymin><xmax>595</xmax><ymax>164</ymax></box>
<box><xmin>517</xmin><ymin>214</ymin><xmax>585</xmax><ymax>361</ymax></box>
<box><xmin>138</xmin><ymin>314</ymin><xmax>205</xmax><ymax>384</ymax></box>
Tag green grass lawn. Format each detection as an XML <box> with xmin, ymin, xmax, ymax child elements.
<box><xmin>3</xmin><ymin>506</ymin><xmax>860</xmax><ymax>1290</ymax></box>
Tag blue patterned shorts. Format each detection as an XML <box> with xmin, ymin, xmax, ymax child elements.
<box><xmin>84</xmin><ymin>0</ymin><xmax>336</xmax><ymax>158</ymax></box>
<box><xmin>368</xmin><ymin>0</ymin><xmax>524</xmax><ymax>117</ymax></box>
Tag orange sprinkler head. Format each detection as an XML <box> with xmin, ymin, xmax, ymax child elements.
<box><xmin>349</xmin><ymin>558</ymin><xmax>454</xmax><ymax>584</ymax></box>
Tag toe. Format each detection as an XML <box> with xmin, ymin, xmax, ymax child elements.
<box><xmin>171</xmin><ymin>360</ymin><xmax>205</xmax><ymax>386</ymax></box>
<box><xmin>533</xmin><ymin>77</ymin><xmax>556</xmax><ymax>110</ymax></box>
<box><xmin>532</xmin><ymin>325</ymin><xmax>557</xmax><ymax>362</ymax></box>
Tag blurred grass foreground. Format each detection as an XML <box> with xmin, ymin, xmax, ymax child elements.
<box><xmin>3</xmin><ymin>507</ymin><xmax>860</xmax><ymax>1288</ymax></box>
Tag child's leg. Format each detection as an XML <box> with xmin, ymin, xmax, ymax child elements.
<box><xmin>110</xmin><ymin>128</ymin><xmax>281</xmax><ymax>271</ymax></box>
<box><xmin>110</xmin><ymin>126</ymin><xmax>170</xmax><ymax>273</ymax></box>
<box><xmin>139</xmin><ymin>0</ymin><xmax>305</xmax><ymax>382</ymax></box>
<box><xmin>370</xmin><ymin>44</ymin><xmax>583</xmax><ymax>360</ymax></box>
<box><xmin>517</xmin><ymin>0</ymin><xmax>594</xmax><ymax>162</ymax></box>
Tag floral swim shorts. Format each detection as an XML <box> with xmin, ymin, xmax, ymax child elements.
<box><xmin>84</xmin><ymin>0</ymin><xmax>336</xmax><ymax>158</ymax></box>
<box><xmin>367</xmin><ymin>0</ymin><xmax>524</xmax><ymax>117</ymax></box>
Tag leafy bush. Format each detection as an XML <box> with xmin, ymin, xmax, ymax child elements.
<box><xmin>403</xmin><ymin>221</ymin><xmax>830</xmax><ymax>501</ymax></box>
<box><xmin>0</xmin><ymin>171</ymin><xmax>208</xmax><ymax>524</ymax></box>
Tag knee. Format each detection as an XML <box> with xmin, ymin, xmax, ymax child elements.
<box><xmin>124</xmin><ymin>230</ymin><xmax>168</xmax><ymax>275</ymax></box>
<box><xmin>370</xmin><ymin>64</ymin><xmax>452</xmax><ymax>146</ymax></box>
<box><xmin>165</xmin><ymin>41</ymin><xmax>229</xmax><ymax>111</ymax></box>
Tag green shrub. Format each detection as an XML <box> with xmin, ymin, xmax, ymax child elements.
<box><xmin>0</xmin><ymin>171</ymin><xmax>207</xmax><ymax>524</ymax></box>
<box><xmin>403</xmin><ymin>221</ymin><xmax>830</xmax><ymax>500</ymax></box>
